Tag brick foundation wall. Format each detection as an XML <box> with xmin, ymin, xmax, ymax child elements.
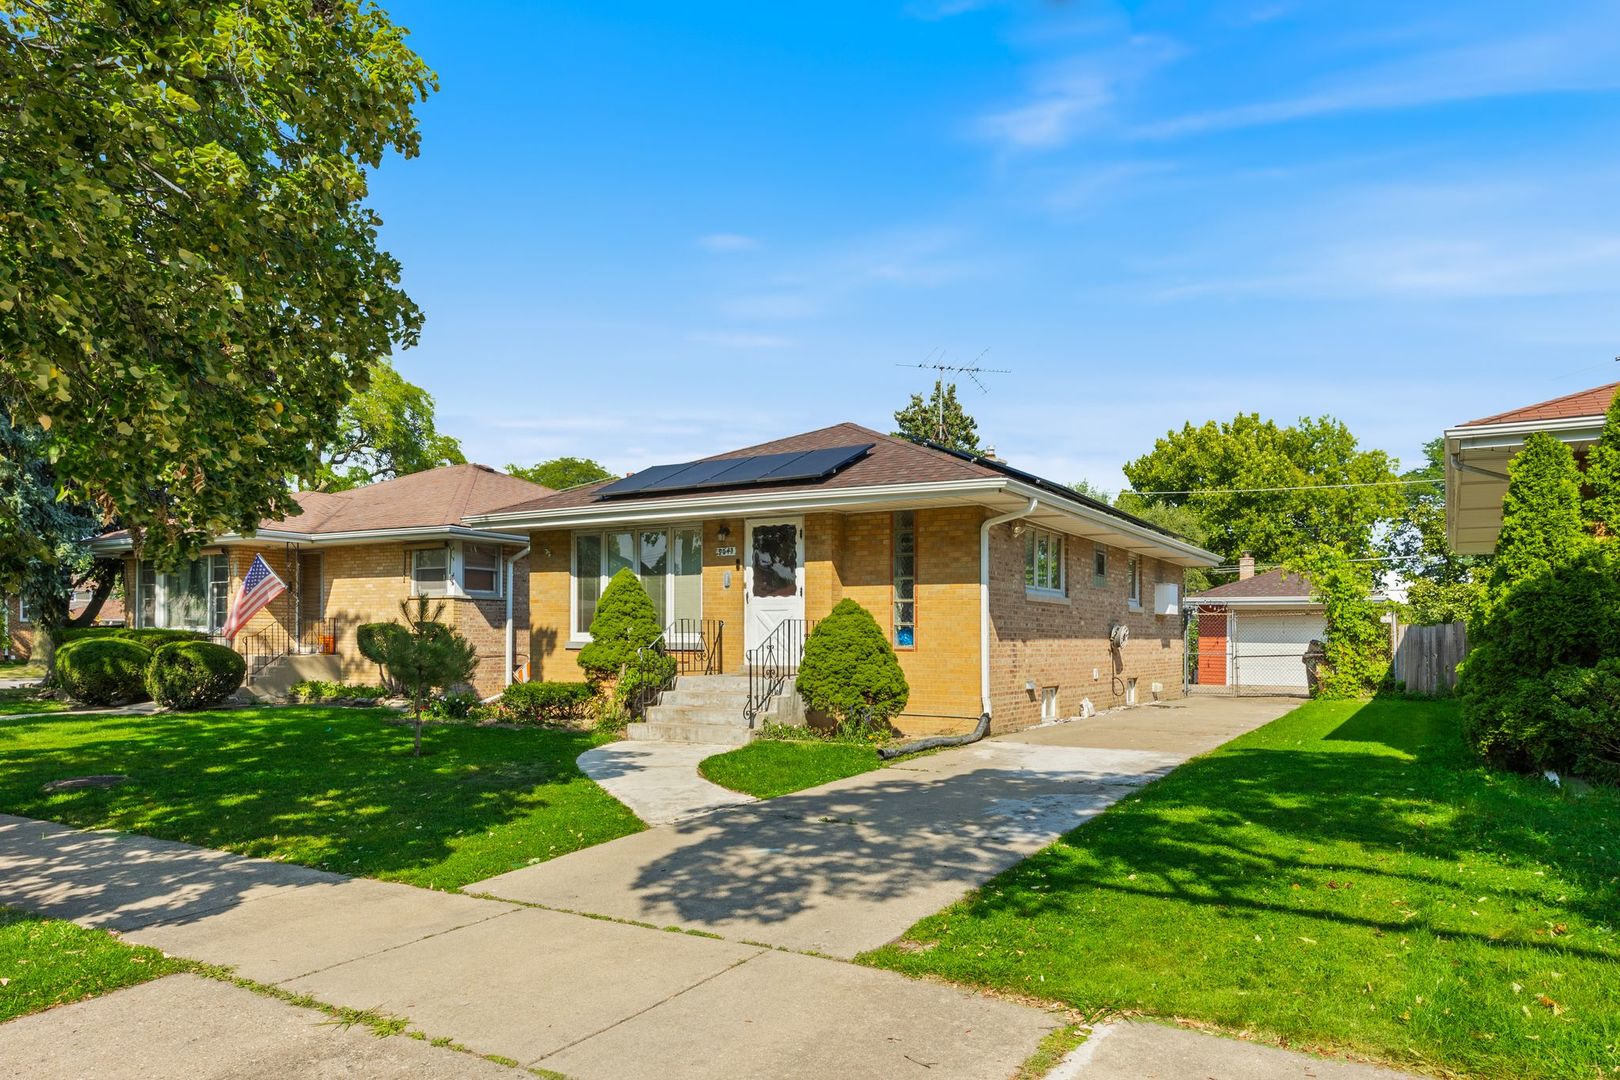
<box><xmin>987</xmin><ymin>523</ymin><xmax>1186</xmax><ymax>734</ymax></box>
<box><xmin>5</xmin><ymin>596</ymin><xmax>31</xmax><ymax>660</ymax></box>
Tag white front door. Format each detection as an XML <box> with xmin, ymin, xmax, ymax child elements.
<box><xmin>744</xmin><ymin>517</ymin><xmax>805</xmax><ymax>659</ymax></box>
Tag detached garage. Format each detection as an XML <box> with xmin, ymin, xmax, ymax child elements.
<box><xmin>1187</xmin><ymin>562</ymin><xmax>1327</xmax><ymax>696</ymax></box>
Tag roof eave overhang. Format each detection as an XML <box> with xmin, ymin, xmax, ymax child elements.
<box><xmin>89</xmin><ymin>524</ymin><xmax>526</xmax><ymax>555</ymax></box>
<box><xmin>466</xmin><ymin>477</ymin><xmax>1222</xmax><ymax>568</ymax></box>
<box><xmin>1185</xmin><ymin>595</ymin><xmax>1321</xmax><ymax>608</ymax></box>
<box><xmin>1443</xmin><ymin>414</ymin><xmax>1606</xmax><ymax>554</ymax></box>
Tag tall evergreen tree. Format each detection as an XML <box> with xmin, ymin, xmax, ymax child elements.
<box><xmin>894</xmin><ymin>382</ymin><xmax>981</xmax><ymax>453</ymax></box>
<box><xmin>1488</xmin><ymin>432</ymin><xmax>1586</xmax><ymax>598</ymax></box>
<box><xmin>1581</xmin><ymin>387</ymin><xmax>1620</xmax><ymax>536</ymax></box>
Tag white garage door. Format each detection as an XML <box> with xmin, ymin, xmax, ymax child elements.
<box><xmin>1229</xmin><ymin>611</ymin><xmax>1326</xmax><ymax>692</ymax></box>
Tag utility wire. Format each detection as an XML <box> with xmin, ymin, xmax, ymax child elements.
<box><xmin>1123</xmin><ymin>477</ymin><xmax>1441</xmax><ymax>496</ymax></box>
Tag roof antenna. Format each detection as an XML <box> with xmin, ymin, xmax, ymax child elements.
<box><xmin>896</xmin><ymin>349</ymin><xmax>1011</xmax><ymax>444</ymax></box>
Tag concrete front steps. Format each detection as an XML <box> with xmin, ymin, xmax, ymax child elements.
<box><xmin>628</xmin><ymin>674</ymin><xmax>799</xmax><ymax>747</ymax></box>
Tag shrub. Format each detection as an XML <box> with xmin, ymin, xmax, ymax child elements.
<box><xmin>1486</xmin><ymin>432</ymin><xmax>1585</xmax><ymax>602</ymax></box>
<box><xmin>288</xmin><ymin>679</ymin><xmax>386</xmax><ymax>704</ymax></box>
<box><xmin>500</xmin><ymin>680</ymin><xmax>595</xmax><ymax>724</ymax></box>
<box><xmin>58</xmin><ymin>626</ymin><xmax>206</xmax><ymax>648</ymax></box>
<box><xmin>429</xmin><ymin>689</ymin><xmax>482</xmax><ymax>720</ymax></box>
<box><xmin>1466</xmin><ymin>660</ymin><xmax>1620</xmax><ymax>784</ymax></box>
<box><xmin>795</xmin><ymin>599</ymin><xmax>909</xmax><ymax>729</ymax></box>
<box><xmin>370</xmin><ymin>597</ymin><xmax>479</xmax><ymax>756</ymax></box>
<box><xmin>576</xmin><ymin>569</ymin><xmax>663</xmax><ymax>681</ymax></box>
<box><xmin>616</xmin><ymin>646</ymin><xmax>677</xmax><ymax>714</ymax></box>
<box><xmin>1582</xmin><ymin>387</ymin><xmax>1620</xmax><ymax>536</ymax></box>
<box><xmin>55</xmin><ymin>638</ymin><xmax>153</xmax><ymax>706</ymax></box>
<box><xmin>144</xmin><ymin>641</ymin><xmax>246</xmax><ymax>710</ymax></box>
<box><xmin>1291</xmin><ymin>545</ymin><xmax>1390</xmax><ymax>698</ymax></box>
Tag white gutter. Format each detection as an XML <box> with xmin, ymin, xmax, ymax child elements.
<box><xmin>980</xmin><ymin>498</ymin><xmax>1039</xmax><ymax>717</ymax></box>
<box><xmin>89</xmin><ymin>524</ymin><xmax>527</xmax><ymax>556</ymax></box>
<box><xmin>504</xmin><ymin>544</ymin><xmax>531</xmax><ymax>687</ymax></box>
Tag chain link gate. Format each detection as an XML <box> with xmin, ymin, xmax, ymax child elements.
<box><xmin>1187</xmin><ymin>607</ymin><xmax>1322</xmax><ymax>697</ymax></box>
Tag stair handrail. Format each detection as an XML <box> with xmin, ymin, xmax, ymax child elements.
<box><xmin>743</xmin><ymin>618</ymin><xmax>813</xmax><ymax>726</ymax></box>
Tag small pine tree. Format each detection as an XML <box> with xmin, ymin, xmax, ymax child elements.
<box><xmin>376</xmin><ymin>597</ymin><xmax>478</xmax><ymax>756</ymax></box>
<box><xmin>1583</xmin><ymin>387</ymin><xmax>1620</xmax><ymax>536</ymax></box>
<box><xmin>1487</xmin><ymin>432</ymin><xmax>1586</xmax><ymax>602</ymax></box>
<box><xmin>577</xmin><ymin>568</ymin><xmax>664</xmax><ymax>680</ymax></box>
<box><xmin>795</xmin><ymin>599</ymin><xmax>910</xmax><ymax>729</ymax></box>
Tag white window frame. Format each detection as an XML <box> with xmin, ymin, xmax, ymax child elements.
<box><xmin>893</xmin><ymin>510</ymin><xmax>916</xmax><ymax>648</ymax></box>
<box><xmin>134</xmin><ymin>554</ymin><xmax>228</xmax><ymax>633</ymax></box>
<box><xmin>15</xmin><ymin>595</ymin><xmax>29</xmax><ymax>625</ymax></box>
<box><xmin>1041</xmin><ymin>686</ymin><xmax>1060</xmax><ymax>721</ymax></box>
<box><xmin>1128</xmin><ymin>554</ymin><xmax>1142</xmax><ymax>609</ymax></box>
<box><xmin>411</xmin><ymin>546</ymin><xmax>451</xmax><ymax>598</ymax></box>
<box><xmin>570</xmin><ymin>525</ymin><xmax>703</xmax><ymax>642</ymax></box>
<box><xmin>1024</xmin><ymin>526</ymin><xmax>1066</xmax><ymax>598</ymax></box>
<box><xmin>460</xmin><ymin>542</ymin><xmax>504</xmax><ymax>599</ymax></box>
<box><xmin>1093</xmin><ymin>543</ymin><xmax>1108</xmax><ymax>587</ymax></box>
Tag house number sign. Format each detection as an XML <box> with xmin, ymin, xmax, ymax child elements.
<box><xmin>715</xmin><ymin>545</ymin><xmax>738</xmax><ymax>557</ymax></box>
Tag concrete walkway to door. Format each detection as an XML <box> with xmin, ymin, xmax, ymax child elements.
<box><xmin>473</xmin><ymin>696</ymin><xmax>1296</xmax><ymax>958</ymax></box>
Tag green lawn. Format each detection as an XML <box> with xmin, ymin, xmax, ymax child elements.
<box><xmin>0</xmin><ymin>660</ymin><xmax>45</xmax><ymax>680</ymax></box>
<box><xmin>0</xmin><ymin>906</ymin><xmax>185</xmax><ymax>1021</ymax></box>
<box><xmin>864</xmin><ymin>698</ymin><xmax>1620</xmax><ymax>1080</ymax></box>
<box><xmin>0</xmin><ymin>706</ymin><xmax>643</xmax><ymax>889</ymax></box>
<box><xmin>699</xmin><ymin>739</ymin><xmax>884</xmax><ymax>798</ymax></box>
<box><xmin>0</xmin><ymin>687</ymin><xmax>71</xmax><ymax>716</ymax></box>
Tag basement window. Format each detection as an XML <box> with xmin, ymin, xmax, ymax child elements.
<box><xmin>1041</xmin><ymin>686</ymin><xmax>1060</xmax><ymax>721</ymax></box>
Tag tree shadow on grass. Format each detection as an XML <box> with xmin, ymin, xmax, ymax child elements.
<box><xmin>0</xmin><ymin>707</ymin><xmax>639</xmax><ymax>912</ymax></box>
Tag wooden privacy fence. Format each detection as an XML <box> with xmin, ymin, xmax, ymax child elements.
<box><xmin>1392</xmin><ymin>620</ymin><xmax>1469</xmax><ymax>696</ymax></box>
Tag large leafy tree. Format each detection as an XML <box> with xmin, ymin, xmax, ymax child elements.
<box><xmin>894</xmin><ymin>381</ymin><xmax>981</xmax><ymax>453</ymax></box>
<box><xmin>1121</xmin><ymin>414</ymin><xmax>1402</xmax><ymax>563</ymax></box>
<box><xmin>308</xmin><ymin>362</ymin><xmax>464</xmax><ymax>492</ymax></box>
<box><xmin>1</xmin><ymin>1</ymin><xmax>436</xmax><ymax>563</ymax></box>
<box><xmin>1384</xmin><ymin>438</ymin><xmax>1490</xmax><ymax>625</ymax></box>
<box><xmin>505</xmin><ymin>456</ymin><xmax>613</xmax><ymax>491</ymax></box>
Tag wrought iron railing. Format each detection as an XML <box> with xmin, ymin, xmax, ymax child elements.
<box><xmin>664</xmin><ymin>617</ymin><xmax>724</xmax><ymax>676</ymax></box>
<box><xmin>237</xmin><ymin>618</ymin><xmax>337</xmax><ymax>683</ymax></box>
<box><xmin>743</xmin><ymin>618</ymin><xmax>814</xmax><ymax>726</ymax></box>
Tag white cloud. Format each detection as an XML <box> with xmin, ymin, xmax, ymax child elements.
<box><xmin>689</xmin><ymin>330</ymin><xmax>797</xmax><ymax>349</ymax></box>
<box><xmin>972</xmin><ymin>36</ymin><xmax>1185</xmax><ymax>151</ymax></box>
<box><xmin>1140</xmin><ymin>19</ymin><xmax>1620</xmax><ymax>139</ymax></box>
<box><xmin>698</xmin><ymin>233</ymin><xmax>759</xmax><ymax>253</ymax></box>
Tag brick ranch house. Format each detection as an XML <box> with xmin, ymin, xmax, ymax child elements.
<box><xmin>86</xmin><ymin>464</ymin><xmax>551</xmax><ymax>697</ymax></box>
<box><xmin>466</xmin><ymin>423</ymin><xmax>1221</xmax><ymax>738</ymax></box>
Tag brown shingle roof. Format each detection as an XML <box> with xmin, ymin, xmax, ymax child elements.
<box><xmin>488</xmin><ymin>422</ymin><xmax>1002</xmax><ymax>515</ymax></box>
<box><xmin>1460</xmin><ymin>382</ymin><xmax>1618</xmax><ymax>428</ymax></box>
<box><xmin>99</xmin><ymin>464</ymin><xmax>552</xmax><ymax>543</ymax></box>
<box><xmin>1192</xmin><ymin>568</ymin><xmax>1315</xmax><ymax>600</ymax></box>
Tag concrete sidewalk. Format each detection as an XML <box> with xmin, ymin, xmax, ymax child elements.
<box><xmin>0</xmin><ymin>814</ymin><xmax>1058</xmax><ymax>1079</ymax></box>
<box><xmin>1054</xmin><ymin>1022</ymin><xmax>1424</xmax><ymax>1080</ymax></box>
<box><xmin>576</xmin><ymin>740</ymin><xmax>755</xmax><ymax>825</ymax></box>
<box><xmin>472</xmin><ymin>697</ymin><xmax>1297</xmax><ymax>958</ymax></box>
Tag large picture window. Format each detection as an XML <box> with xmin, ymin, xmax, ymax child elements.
<box><xmin>573</xmin><ymin>526</ymin><xmax>703</xmax><ymax>638</ymax></box>
<box><xmin>135</xmin><ymin>555</ymin><xmax>229</xmax><ymax>633</ymax></box>
<box><xmin>1024</xmin><ymin>526</ymin><xmax>1065</xmax><ymax>596</ymax></box>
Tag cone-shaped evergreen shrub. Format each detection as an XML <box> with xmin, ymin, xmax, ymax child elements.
<box><xmin>1583</xmin><ymin>387</ymin><xmax>1620</xmax><ymax>536</ymax></box>
<box><xmin>577</xmin><ymin>568</ymin><xmax>664</xmax><ymax>680</ymax></box>
<box><xmin>795</xmin><ymin>599</ymin><xmax>909</xmax><ymax>727</ymax></box>
<box><xmin>1486</xmin><ymin>432</ymin><xmax>1585</xmax><ymax>601</ymax></box>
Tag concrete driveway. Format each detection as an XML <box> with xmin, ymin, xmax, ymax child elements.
<box><xmin>473</xmin><ymin>696</ymin><xmax>1296</xmax><ymax>958</ymax></box>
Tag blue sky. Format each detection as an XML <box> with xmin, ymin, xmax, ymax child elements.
<box><xmin>367</xmin><ymin>1</ymin><xmax>1620</xmax><ymax>490</ymax></box>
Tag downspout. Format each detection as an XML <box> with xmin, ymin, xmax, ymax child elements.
<box><xmin>980</xmin><ymin>497</ymin><xmax>1040</xmax><ymax>717</ymax></box>
<box><xmin>882</xmin><ymin>496</ymin><xmax>1038</xmax><ymax>762</ymax></box>
<box><xmin>504</xmin><ymin>544</ymin><xmax>531</xmax><ymax>687</ymax></box>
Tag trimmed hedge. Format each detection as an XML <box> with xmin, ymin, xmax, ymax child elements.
<box><xmin>55</xmin><ymin>638</ymin><xmax>153</xmax><ymax>706</ymax></box>
<box><xmin>501</xmin><ymin>680</ymin><xmax>595</xmax><ymax>724</ymax></box>
<box><xmin>144</xmin><ymin>641</ymin><xmax>246</xmax><ymax>710</ymax></box>
<box><xmin>58</xmin><ymin>626</ymin><xmax>207</xmax><ymax>648</ymax></box>
<box><xmin>795</xmin><ymin>599</ymin><xmax>909</xmax><ymax>728</ymax></box>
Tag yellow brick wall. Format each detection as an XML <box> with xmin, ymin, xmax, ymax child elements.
<box><xmin>5</xmin><ymin>595</ymin><xmax>31</xmax><ymax>659</ymax></box>
<box><xmin>704</xmin><ymin>518</ymin><xmax>746</xmax><ymax>673</ymax></box>
<box><xmin>528</xmin><ymin>529</ymin><xmax>583</xmax><ymax>683</ymax></box>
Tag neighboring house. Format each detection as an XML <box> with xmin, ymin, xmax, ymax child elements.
<box><xmin>1187</xmin><ymin>558</ymin><xmax>1324</xmax><ymax>695</ymax></box>
<box><xmin>1446</xmin><ymin>381</ymin><xmax>1617</xmax><ymax>554</ymax></box>
<box><xmin>88</xmin><ymin>464</ymin><xmax>552</xmax><ymax>696</ymax></box>
<box><xmin>466</xmin><ymin>423</ymin><xmax>1220</xmax><ymax>737</ymax></box>
<box><xmin>4</xmin><ymin>591</ymin><xmax>125</xmax><ymax>661</ymax></box>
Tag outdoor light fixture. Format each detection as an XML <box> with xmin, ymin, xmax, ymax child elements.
<box><xmin>1025</xmin><ymin>679</ymin><xmax>1037</xmax><ymax>692</ymax></box>
<box><xmin>717</xmin><ymin>524</ymin><xmax>731</xmax><ymax>541</ymax></box>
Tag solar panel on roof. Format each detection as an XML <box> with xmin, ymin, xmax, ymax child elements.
<box><xmin>597</xmin><ymin>443</ymin><xmax>874</xmax><ymax>498</ymax></box>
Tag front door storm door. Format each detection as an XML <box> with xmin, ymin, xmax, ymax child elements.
<box><xmin>744</xmin><ymin>518</ymin><xmax>805</xmax><ymax>657</ymax></box>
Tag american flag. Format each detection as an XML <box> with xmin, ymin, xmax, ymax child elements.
<box><xmin>220</xmin><ymin>554</ymin><xmax>287</xmax><ymax>641</ymax></box>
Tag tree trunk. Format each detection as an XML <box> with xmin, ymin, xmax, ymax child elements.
<box><xmin>34</xmin><ymin>621</ymin><xmax>56</xmax><ymax>676</ymax></box>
